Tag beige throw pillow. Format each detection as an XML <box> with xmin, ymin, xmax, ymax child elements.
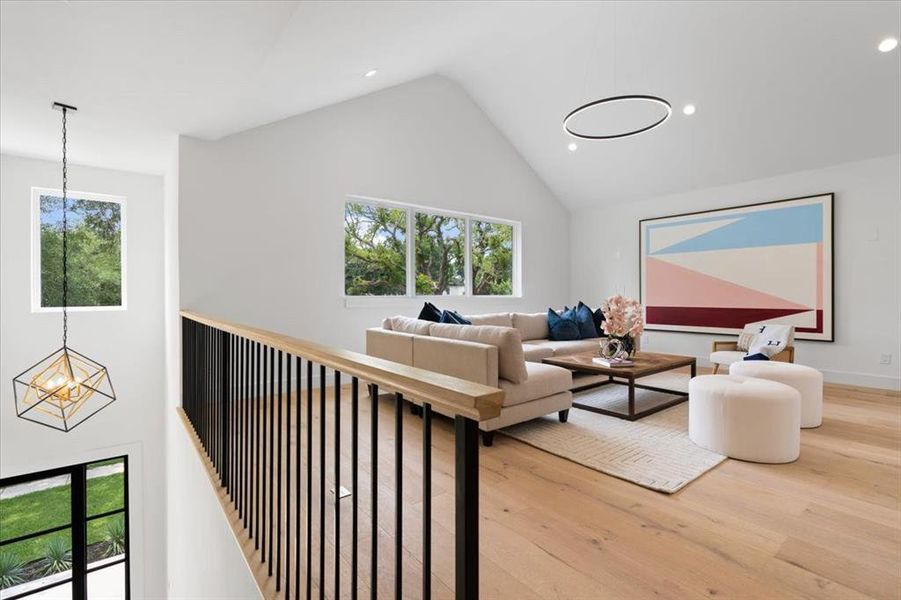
<box><xmin>384</xmin><ymin>316</ymin><xmax>432</xmax><ymax>336</ymax></box>
<box><xmin>512</xmin><ymin>312</ymin><xmax>549</xmax><ymax>341</ymax></box>
<box><xmin>429</xmin><ymin>323</ymin><xmax>528</xmax><ymax>384</ymax></box>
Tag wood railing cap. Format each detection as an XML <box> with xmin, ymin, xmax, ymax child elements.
<box><xmin>180</xmin><ymin>310</ymin><xmax>503</xmax><ymax>422</ymax></box>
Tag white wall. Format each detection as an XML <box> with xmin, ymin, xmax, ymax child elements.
<box><xmin>571</xmin><ymin>154</ymin><xmax>901</xmax><ymax>389</ymax></box>
<box><xmin>166</xmin><ymin>415</ymin><xmax>261</xmax><ymax>600</ymax></box>
<box><xmin>0</xmin><ymin>154</ymin><xmax>167</xmax><ymax>597</ymax></box>
<box><xmin>178</xmin><ymin>75</ymin><xmax>571</xmax><ymax>352</ymax></box>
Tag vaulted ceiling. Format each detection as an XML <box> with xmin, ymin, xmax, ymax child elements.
<box><xmin>2</xmin><ymin>1</ymin><xmax>898</xmax><ymax>208</ymax></box>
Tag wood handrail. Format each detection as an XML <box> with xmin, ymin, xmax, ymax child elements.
<box><xmin>180</xmin><ymin>310</ymin><xmax>503</xmax><ymax>422</ymax></box>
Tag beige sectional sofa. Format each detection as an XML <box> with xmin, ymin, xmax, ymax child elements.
<box><xmin>366</xmin><ymin>311</ymin><xmax>607</xmax><ymax>445</ymax></box>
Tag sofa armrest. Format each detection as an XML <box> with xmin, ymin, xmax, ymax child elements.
<box><xmin>412</xmin><ymin>336</ymin><xmax>499</xmax><ymax>388</ymax></box>
<box><xmin>712</xmin><ymin>340</ymin><xmax>739</xmax><ymax>352</ymax></box>
<box><xmin>366</xmin><ymin>328</ymin><xmax>413</xmax><ymax>366</ymax></box>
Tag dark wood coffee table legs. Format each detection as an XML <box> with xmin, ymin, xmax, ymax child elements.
<box><xmin>571</xmin><ymin>359</ymin><xmax>696</xmax><ymax>421</ymax></box>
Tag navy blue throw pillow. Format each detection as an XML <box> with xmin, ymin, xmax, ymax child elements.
<box><xmin>439</xmin><ymin>309</ymin><xmax>471</xmax><ymax>325</ymax></box>
<box><xmin>547</xmin><ymin>308</ymin><xmax>581</xmax><ymax>341</ymax></box>
<box><xmin>575</xmin><ymin>302</ymin><xmax>599</xmax><ymax>339</ymax></box>
<box><xmin>744</xmin><ymin>353</ymin><xmax>770</xmax><ymax>361</ymax></box>
<box><xmin>577</xmin><ymin>301</ymin><xmax>606</xmax><ymax>337</ymax></box>
<box><xmin>418</xmin><ymin>301</ymin><xmax>442</xmax><ymax>322</ymax></box>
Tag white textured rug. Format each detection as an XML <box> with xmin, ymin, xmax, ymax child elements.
<box><xmin>500</xmin><ymin>372</ymin><xmax>726</xmax><ymax>494</ymax></box>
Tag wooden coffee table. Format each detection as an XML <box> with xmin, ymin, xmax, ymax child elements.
<box><xmin>543</xmin><ymin>351</ymin><xmax>696</xmax><ymax>421</ymax></box>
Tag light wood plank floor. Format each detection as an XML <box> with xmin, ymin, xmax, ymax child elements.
<box><xmin>185</xmin><ymin>370</ymin><xmax>901</xmax><ymax>599</ymax></box>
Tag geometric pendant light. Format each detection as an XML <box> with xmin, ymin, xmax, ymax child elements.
<box><xmin>12</xmin><ymin>102</ymin><xmax>116</xmax><ymax>432</ymax></box>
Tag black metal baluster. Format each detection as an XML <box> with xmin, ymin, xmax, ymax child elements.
<box><xmin>249</xmin><ymin>340</ymin><xmax>256</xmax><ymax>541</ymax></box>
<box><xmin>334</xmin><ymin>370</ymin><xmax>341</xmax><ymax>599</ymax></box>
<box><xmin>306</xmin><ymin>359</ymin><xmax>313</xmax><ymax>600</ymax></box>
<box><xmin>351</xmin><ymin>377</ymin><xmax>359</xmax><ymax>600</ymax></box>
<box><xmin>455</xmin><ymin>416</ymin><xmax>479</xmax><ymax>599</ymax></box>
<box><xmin>245</xmin><ymin>338</ymin><xmax>251</xmax><ymax>529</ymax></box>
<box><xmin>262</xmin><ymin>344</ymin><xmax>268</xmax><ymax>561</ymax></box>
<box><xmin>286</xmin><ymin>354</ymin><xmax>292</xmax><ymax>599</ymax></box>
<box><xmin>222</xmin><ymin>330</ymin><xmax>230</xmax><ymax>492</ymax></box>
<box><xmin>269</xmin><ymin>346</ymin><xmax>276</xmax><ymax>576</ymax></box>
<box><xmin>277</xmin><ymin>350</ymin><xmax>284</xmax><ymax>589</ymax></box>
<box><xmin>370</xmin><ymin>383</ymin><xmax>379</xmax><ymax>600</ymax></box>
<box><xmin>238</xmin><ymin>337</ymin><xmax>247</xmax><ymax>519</ymax></box>
<box><xmin>295</xmin><ymin>356</ymin><xmax>302</xmax><ymax>599</ymax></box>
<box><xmin>422</xmin><ymin>403</ymin><xmax>432</xmax><ymax>600</ymax></box>
<box><xmin>395</xmin><ymin>392</ymin><xmax>403</xmax><ymax>600</ymax></box>
<box><xmin>319</xmin><ymin>364</ymin><xmax>326</xmax><ymax>600</ymax></box>
<box><xmin>256</xmin><ymin>342</ymin><xmax>262</xmax><ymax>549</ymax></box>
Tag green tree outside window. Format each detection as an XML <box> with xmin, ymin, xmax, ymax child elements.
<box><xmin>415</xmin><ymin>213</ymin><xmax>465</xmax><ymax>295</ymax></box>
<box><xmin>344</xmin><ymin>203</ymin><xmax>407</xmax><ymax>295</ymax></box>
<box><xmin>40</xmin><ymin>195</ymin><xmax>123</xmax><ymax>308</ymax></box>
<box><xmin>471</xmin><ymin>220</ymin><xmax>514</xmax><ymax>296</ymax></box>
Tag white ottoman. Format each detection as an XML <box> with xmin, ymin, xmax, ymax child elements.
<box><xmin>689</xmin><ymin>375</ymin><xmax>800</xmax><ymax>463</ymax></box>
<box><xmin>729</xmin><ymin>361</ymin><xmax>823</xmax><ymax>428</ymax></box>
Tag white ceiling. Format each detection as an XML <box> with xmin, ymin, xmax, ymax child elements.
<box><xmin>1</xmin><ymin>1</ymin><xmax>899</xmax><ymax>208</ymax></box>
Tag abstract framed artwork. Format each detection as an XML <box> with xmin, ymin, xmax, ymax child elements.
<box><xmin>639</xmin><ymin>193</ymin><xmax>833</xmax><ymax>341</ymax></box>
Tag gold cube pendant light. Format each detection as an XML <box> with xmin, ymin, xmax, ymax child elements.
<box><xmin>13</xmin><ymin>347</ymin><xmax>116</xmax><ymax>431</ymax></box>
<box><xmin>11</xmin><ymin>102</ymin><xmax>117</xmax><ymax>432</ymax></box>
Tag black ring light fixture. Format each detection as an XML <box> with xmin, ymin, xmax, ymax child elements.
<box><xmin>563</xmin><ymin>94</ymin><xmax>672</xmax><ymax>140</ymax></box>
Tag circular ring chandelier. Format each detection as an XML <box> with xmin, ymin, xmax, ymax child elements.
<box><xmin>563</xmin><ymin>94</ymin><xmax>672</xmax><ymax>140</ymax></box>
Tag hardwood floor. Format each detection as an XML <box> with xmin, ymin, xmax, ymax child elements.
<box><xmin>184</xmin><ymin>371</ymin><xmax>901</xmax><ymax>599</ymax></box>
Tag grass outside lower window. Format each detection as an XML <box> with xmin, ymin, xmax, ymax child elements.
<box><xmin>0</xmin><ymin>472</ymin><xmax>124</xmax><ymax>565</ymax></box>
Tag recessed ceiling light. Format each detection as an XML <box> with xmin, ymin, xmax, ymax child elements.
<box><xmin>364</xmin><ymin>69</ymin><xmax>378</xmax><ymax>78</ymax></box>
<box><xmin>878</xmin><ymin>37</ymin><xmax>898</xmax><ymax>53</ymax></box>
<box><xmin>682</xmin><ymin>104</ymin><xmax>696</xmax><ymax>116</ymax></box>
<box><xmin>568</xmin><ymin>142</ymin><xmax>578</xmax><ymax>152</ymax></box>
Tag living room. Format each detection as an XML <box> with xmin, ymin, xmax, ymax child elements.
<box><xmin>0</xmin><ymin>2</ymin><xmax>898</xmax><ymax>599</ymax></box>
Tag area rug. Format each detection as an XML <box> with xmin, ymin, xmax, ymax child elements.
<box><xmin>499</xmin><ymin>372</ymin><xmax>726</xmax><ymax>494</ymax></box>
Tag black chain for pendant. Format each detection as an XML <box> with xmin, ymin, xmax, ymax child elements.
<box><xmin>61</xmin><ymin>107</ymin><xmax>68</xmax><ymax>349</ymax></box>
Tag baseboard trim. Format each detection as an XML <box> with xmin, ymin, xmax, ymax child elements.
<box><xmin>695</xmin><ymin>358</ymin><xmax>899</xmax><ymax>391</ymax></box>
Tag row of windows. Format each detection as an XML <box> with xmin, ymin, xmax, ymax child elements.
<box><xmin>344</xmin><ymin>199</ymin><xmax>520</xmax><ymax>297</ymax></box>
<box><xmin>31</xmin><ymin>189</ymin><xmax>520</xmax><ymax>308</ymax></box>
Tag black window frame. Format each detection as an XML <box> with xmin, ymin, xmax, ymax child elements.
<box><xmin>0</xmin><ymin>456</ymin><xmax>130</xmax><ymax>600</ymax></box>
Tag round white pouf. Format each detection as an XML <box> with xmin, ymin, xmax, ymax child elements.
<box><xmin>689</xmin><ymin>375</ymin><xmax>801</xmax><ymax>463</ymax></box>
<box><xmin>729</xmin><ymin>361</ymin><xmax>823</xmax><ymax>428</ymax></box>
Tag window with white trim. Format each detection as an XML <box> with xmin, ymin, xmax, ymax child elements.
<box><xmin>31</xmin><ymin>188</ymin><xmax>126</xmax><ymax>312</ymax></box>
<box><xmin>343</xmin><ymin>197</ymin><xmax>520</xmax><ymax>297</ymax></box>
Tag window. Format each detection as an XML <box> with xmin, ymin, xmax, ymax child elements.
<box><xmin>0</xmin><ymin>456</ymin><xmax>129</xmax><ymax>600</ymax></box>
<box><xmin>344</xmin><ymin>202</ymin><xmax>407</xmax><ymax>296</ymax></box>
<box><xmin>414</xmin><ymin>213</ymin><xmax>465</xmax><ymax>295</ymax></box>
<box><xmin>471</xmin><ymin>220</ymin><xmax>514</xmax><ymax>296</ymax></box>
<box><xmin>344</xmin><ymin>197</ymin><xmax>520</xmax><ymax>298</ymax></box>
<box><xmin>31</xmin><ymin>188</ymin><xmax>126</xmax><ymax>312</ymax></box>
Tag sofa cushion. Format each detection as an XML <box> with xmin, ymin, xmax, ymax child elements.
<box><xmin>465</xmin><ymin>312</ymin><xmax>514</xmax><ymax>328</ymax></box>
<box><xmin>429</xmin><ymin>323</ymin><xmax>528</xmax><ymax>384</ymax></box>
<box><xmin>512</xmin><ymin>312</ymin><xmax>549</xmax><ymax>341</ymax></box>
<box><xmin>534</xmin><ymin>339</ymin><xmax>602</xmax><ymax>356</ymax></box>
<box><xmin>499</xmin><ymin>362</ymin><xmax>572</xmax><ymax>407</ymax></box>
<box><xmin>547</xmin><ymin>308</ymin><xmax>580</xmax><ymax>341</ymax></box>
<box><xmin>383</xmin><ymin>316</ymin><xmax>432</xmax><ymax>336</ymax></box>
<box><xmin>521</xmin><ymin>342</ymin><xmax>555</xmax><ymax>362</ymax></box>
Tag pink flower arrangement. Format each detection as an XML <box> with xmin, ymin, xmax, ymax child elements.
<box><xmin>601</xmin><ymin>294</ymin><xmax>645</xmax><ymax>339</ymax></box>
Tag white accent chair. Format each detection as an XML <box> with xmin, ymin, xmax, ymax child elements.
<box><xmin>729</xmin><ymin>361</ymin><xmax>823</xmax><ymax>428</ymax></box>
<box><xmin>689</xmin><ymin>374</ymin><xmax>800</xmax><ymax>463</ymax></box>
<box><xmin>710</xmin><ymin>323</ymin><xmax>795</xmax><ymax>374</ymax></box>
